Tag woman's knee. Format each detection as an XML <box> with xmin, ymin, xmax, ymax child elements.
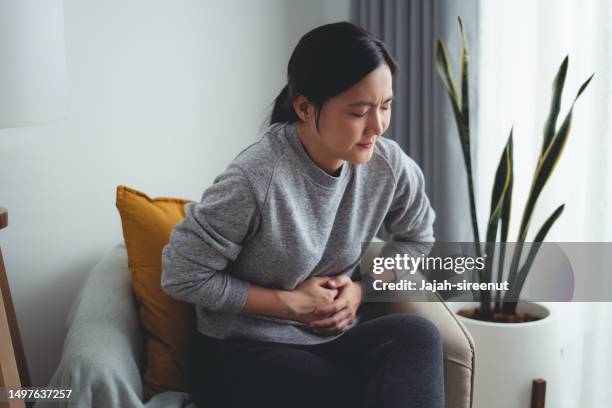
<box><xmin>380</xmin><ymin>314</ymin><xmax>443</xmax><ymax>351</ymax></box>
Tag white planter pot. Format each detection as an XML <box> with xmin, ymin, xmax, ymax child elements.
<box><xmin>448</xmin><ymin>301</ymin><xmax>561</xmax><ymax>408</ymax></box>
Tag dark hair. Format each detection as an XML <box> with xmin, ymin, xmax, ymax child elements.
<box><xmin>269</xmin><ymin>22</ymin><xmax>398</xmax><ymax>129</ymax></box>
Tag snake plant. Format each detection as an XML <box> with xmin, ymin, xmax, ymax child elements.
<box><xmin>435</xmin><ymin>17</ymin><xmax>593</xmax><ymax>319</ymax></box>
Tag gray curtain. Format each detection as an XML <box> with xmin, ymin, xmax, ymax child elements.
<box><xmin>352</xmin><ymin>0</ymin><xmax>480</xmax><ymax>242</ymax></box>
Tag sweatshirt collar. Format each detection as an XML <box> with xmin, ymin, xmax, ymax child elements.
<box><xmin>284</xmin><ymin>121</ymin><xmax>350</xmax><ymax>189</ymax></box>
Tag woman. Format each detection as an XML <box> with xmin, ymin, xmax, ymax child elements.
<box><xmin>162</xmin><ymin>21</ymin><xmax>443</xmax><ymax>408</ymax></box>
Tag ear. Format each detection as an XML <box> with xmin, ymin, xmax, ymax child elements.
<box><xmin>292</xmin><ymin>95</ymin><xmax>312</xmax><ymax>122</ymax></box>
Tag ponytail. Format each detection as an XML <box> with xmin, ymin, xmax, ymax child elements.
<box><xmin>270</xmin><ymin>84</ymin><xmax>299</xmax><ymax>125</ymax></box>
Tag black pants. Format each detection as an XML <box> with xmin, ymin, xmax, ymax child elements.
<box><xmin>188</xmin><ymin>313</ymin><xmax>444</xmax><ymax>408</ymax></box>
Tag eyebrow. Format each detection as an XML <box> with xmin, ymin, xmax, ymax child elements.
<box><xmin>348</xmin><ymin>95</ymin><xmax>394</xmax><ymax>108</ymax></box>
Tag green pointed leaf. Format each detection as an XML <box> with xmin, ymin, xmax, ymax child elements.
<box><xmin>435</xmin><ymin>40</ymin><xmax>464</xmax><ymax>153</ymax></box>
<box><xmin>542</xmin><ymin>57</ymin><xmax>568</xmax><ymax>156</ymax></box>
<box><xmin>505</xmin><ymin>204</ymin><xmax>565</xmax><ymax>304</ymax></box>
<box><xmin>534</xmin><ymin>112</ymin><xmax>573</xmax><ymax>196</ymax></box>
<box><xmin>483</xmin><ymin>133</ymin><xmax>513</xmax><ymax>296</ymax></box>
<box><xmin>495</xmin><ymin>130</ymin><xmax>513</xmax><ymax>309</ymax></box>
<box><xmin>435</xmin><ymin>30</ymin><xmax>482</xmax><ymax>250</ymax></box>
<box><xmin>530</xmin><ymin>74</ymin><xmax>593</xmax><ymax>231</ymax></box>
<box><xmin>527</xmin><ymin>74</ymin><xmax>591</xmax><ymax>226</ymax></box>
<box><xmin>535</xmin><ymin>204</ymin><xmax>565</xmax><ymax>242</ymax></box>
<box><xmin>459</xmin><ymin>17</ymin><xmax>470</xmax><ymax>159</ymax></box>
<box><xmin>458</xmin><ymin>17</ymin><xmax>468</xmax><ymax>52</ymax></box>
<box><xmin>508</xmin><ymin>73</ymin><xmax>592</xmax><ymax>287</ymax></box>
<box><xmin>435</xmin><ymin>40</ymin><xmax>461</xmax><ymax>111</ymax></box>
<box><xmin>577</xmin><ymin>73</ymin><xmax>594</xmax><ymax>98</ymax></box>
<box><xmin>486</xmin><ymin>133</ymin><xmax>513</xmax><ymax>243</ymax></box>
<box><xmin>455</xmin><ymin>17</ymin><xmax>481</xmax><ymax>250</ymax></box>
<box><xmin>500</xmin><ymin>130</ymin><xmax>514</xmax><ymax>243</ymax></box>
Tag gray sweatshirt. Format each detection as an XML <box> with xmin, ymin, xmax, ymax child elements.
<box><xmin>161</xmin><ymin>121</ymin><xmax>435</xmax><ymax>344</ymax></box>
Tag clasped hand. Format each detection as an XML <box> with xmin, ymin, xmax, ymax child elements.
<box><xmin>288</xmin><ymin>275</ymin><xmax>363</xmax><ymax>335</ymax></box>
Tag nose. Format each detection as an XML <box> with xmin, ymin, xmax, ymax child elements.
<box><xmin>366</xmin><ymin>109</ymin><xmax>384</xmax><ymax>136</ymax></box>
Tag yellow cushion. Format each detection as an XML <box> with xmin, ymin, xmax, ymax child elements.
<box><xmin>115</xmin><ymin>185</ymin><xmax>195</xmax><ymax>401</ymax></box>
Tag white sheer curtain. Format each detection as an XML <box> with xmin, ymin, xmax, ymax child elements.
<box><xmin>476</xmin><ymin>0</ymin><xmax>612</xmax><ymax>406</ymax></box>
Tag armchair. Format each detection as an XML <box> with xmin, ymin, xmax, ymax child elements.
<box><xmin>35</xmin><ymin>243</ymin><xmax>474</xmax><ymax>408</ymax></box>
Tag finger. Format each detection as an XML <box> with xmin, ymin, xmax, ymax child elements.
<box><xmin>321</xmin><ymin>288</ymin><xmax>338</xmax><ymax>302</ymax></box>
<box><xmin>313</xmin><ymin>276</ymin><xmax>333</xmax><ymax>284</ymax></box>
<box><xmin>325</xmin><ymin>275</ymin><xmax>352</xmax><ymax>289</ymax></box>
<box><xmin>313</xmin><ymin>298</ymin><xmax>348</xmax><ymax>316</ymax></box>
<box><xmin>310</xmin><ymin>308</ymin><xmax>350</xmax><ymax>329</ymax></box>
<box><xmin>310</xmin><ymin>308</ymin><xmax>351</xmax><ymax>329</ymax></box>
<box><xmin>313</xmin><ymin>316</ymin><xmax>353</xmax><ymax>334</ymax></box>
<box><xmin>322</xmin><ymin>286</ymin><xmax>339</xmax><ymax>293</ymax></box>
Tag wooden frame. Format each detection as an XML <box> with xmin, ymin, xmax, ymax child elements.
<box><xmin>0</xmin><ymin>208</ymin><xmax>29</xmax><ymax>408</ymax></box>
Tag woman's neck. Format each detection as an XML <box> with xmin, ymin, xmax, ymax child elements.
<box><xmin>296</xmin><ymin>122</ymin><xmax>344</xmax><ymax>175</ymax></box>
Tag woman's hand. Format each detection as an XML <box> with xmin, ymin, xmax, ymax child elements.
<box><xmin>308</xmin><ymin>275</ymin><xmax>363</xmax><ymax>335</ymax></box>
<box><xmin>278</xmin><ymin>276</ymin><xmax>339</xmax><ymax>323</ymax></box>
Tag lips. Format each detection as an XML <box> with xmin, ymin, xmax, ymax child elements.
<box><xmin>357</xmin><ymin>141</ymin><xmax>374</xmax><ymax>148</ymax></box>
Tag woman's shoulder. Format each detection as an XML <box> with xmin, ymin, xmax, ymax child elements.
<box><xmin>231</xmin><ymin>122</ymin><xmax>292</xmax><ymax>172</ymax></box>
<box><xmin>218</xmin><ymin>123</ymin><xmax>293</xmax><ymax>198</ymax></box>
<box><xmin>371</xmin><ymin>137</ymin><xmax>423</xmax><ymax>184</ymax></box>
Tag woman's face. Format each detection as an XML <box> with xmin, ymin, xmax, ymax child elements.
<box><xmin>294</xmin><ymin>63</ymin><xmax>393</xmax><ymax>174</ymax></box>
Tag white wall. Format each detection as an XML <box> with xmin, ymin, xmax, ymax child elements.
<box><xmin>0</xmin><ymin>0</ymin><xmax>350</xmax><ymax>386</ymax></box>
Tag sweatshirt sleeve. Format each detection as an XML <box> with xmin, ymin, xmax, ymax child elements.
<box><xmin>379</xmin><ymin>145</ymin><xmax>436</xmax><ymax>262</ymax></box>
<box><xmin>161</xmin><ymin>164</ymin><xmax>261</xmax><ymax>313</ymax></box>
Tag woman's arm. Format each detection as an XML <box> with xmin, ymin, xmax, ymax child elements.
<box><xmin>384</xmin><ymin>148</ymin><xmax>435</xmax><ymax>243</ymax></box>
<box><xmin>161</xmin><ymin>165</ymin><xmax>261</xmax><ymax>313</ymax></box>
<box><xmin>243</xmin><ymin>285</ymin><xmax>292</xmax><ymax>318</ymax></box>
<box><xmin>243</xmin><ymin>276</ymin><xmax>338</xmax><ymax>322</ymax></box>
<box><xmin>161</xmin><ymin>165</ymin><xmax>338</xmax><ymax>320</ymax></box>
<box><xmin>377</xmin><ymin>146</ymin><xmax>436</xmax><ymax>267</ymax></box>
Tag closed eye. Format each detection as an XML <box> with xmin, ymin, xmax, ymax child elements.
<box><xmin>351</xmin><ymin>104</ymin><xmax>391</xmax><ymax>117</ymax></box>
